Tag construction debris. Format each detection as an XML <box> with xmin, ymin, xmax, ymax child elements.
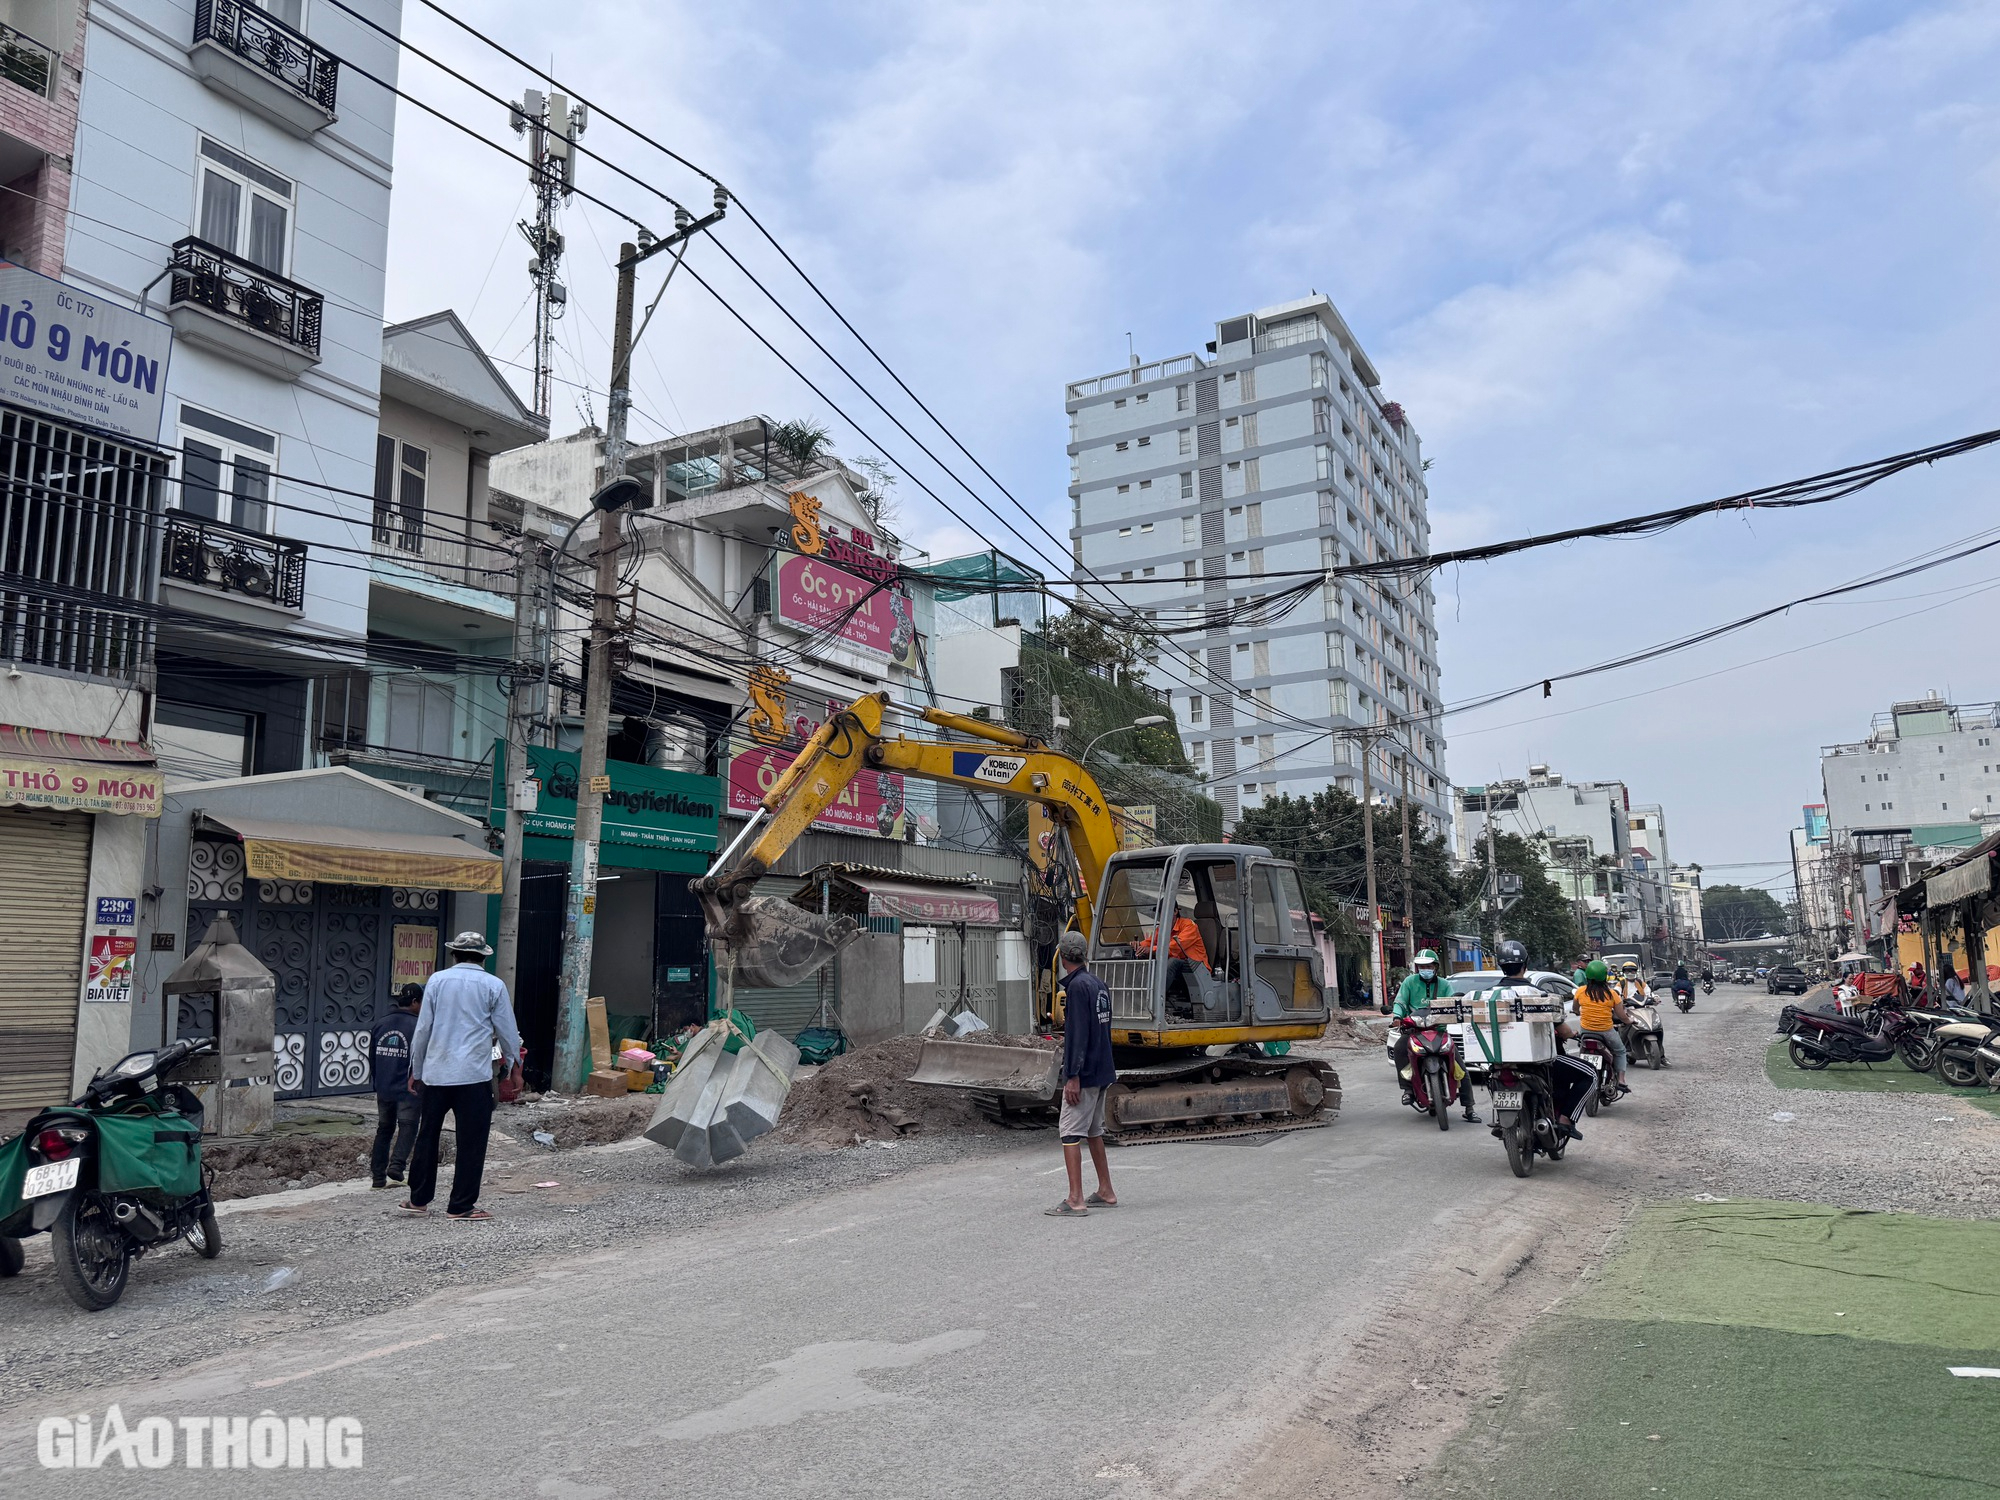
<box><xmin>772</xmin><ymin>1032</ymin><xmax>1055</xmax><ymax>1150</ymax></box>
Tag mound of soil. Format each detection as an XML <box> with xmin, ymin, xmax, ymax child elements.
<box><xmin>205</xmin><ymin>1133</ymin><xmax>444</xmax><ymax>1202</ymax></box>
<box><xmin>500</xmin><ymin>1092</ymin><xmax>658</xmax><ymax>1149</ymax></box>
<box><xmin>773</xmin><ymin>1032</ymin><xmax>1056</xmax><ymax>1150</ymax></box>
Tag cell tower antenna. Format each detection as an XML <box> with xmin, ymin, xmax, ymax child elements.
<box><xmin>511</xmin><ymin>87</ymin><xmax>587</xmax><ymax>420</ymax></box>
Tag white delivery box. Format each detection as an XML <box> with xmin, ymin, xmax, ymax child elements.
<box><xmin>1437</xmin><ymin>986</ymin><xmax>1561</xmax><ymax>1068</ymax></box>
<box><xmin>1457</xmin><ymin>1018</ymin><xmax>1557</xmax><ymax>1067</ymax></box>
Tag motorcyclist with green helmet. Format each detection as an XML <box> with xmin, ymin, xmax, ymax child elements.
<box><xmin>1389</xmin><ymin>948</ymin><xmax>1480</xmax><ymax>1122</ymax></box>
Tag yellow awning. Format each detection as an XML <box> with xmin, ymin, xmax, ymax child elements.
<box><xmin>198</xmin><ymin>814</ymin><xmax>501</xmax><ymax>894</ymax></box>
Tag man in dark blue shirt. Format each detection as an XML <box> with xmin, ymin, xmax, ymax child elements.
<box><xmin>1048</xmin><ymin>930</ymin><xmax>1118</xmax><ymax>1217</ymax></box>
<box><xmin>368</xmin><ymin>984</ymin><xmax>423</xmax><ymax>1189</ymax></box>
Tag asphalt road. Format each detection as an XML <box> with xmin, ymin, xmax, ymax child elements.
<box><xmin>0</xmin><ymin>994</ymin><xmax>1761</xmax><ymax>1498</ymax></box>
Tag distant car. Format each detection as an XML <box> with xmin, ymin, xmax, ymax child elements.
<box><xmin>1447</xmin><ymin>968</ymin><xmax>1576</xmax><ymax>1002</ymax></box>
<box><xmin>1767</xmin><ymin>964</ymin><xmax>1810</xmax><ymax>995</ymax></box>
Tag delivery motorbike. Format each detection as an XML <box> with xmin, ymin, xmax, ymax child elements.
<box><xmin>1485</xmin><ymin>1059</ymin><xmax>1570</xmax><ymax>1178</ymax></box>
<box><xmin>0</xmin><ymin>1037</ymin><xmax>221</xmax><ymax>1311</ymax></box>
<box><xmin>1393</xmin><ymin>1015</ymin><xmax>1465</xmax><ymax>1131</ymax></box>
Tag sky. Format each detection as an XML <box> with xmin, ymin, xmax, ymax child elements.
<box><xmin>380</xmin><ymin>0</ymin><xmax>2000</xmax><ymax>889</ymax></box>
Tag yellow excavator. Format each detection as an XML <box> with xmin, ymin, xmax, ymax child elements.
<box><xmin>692</xmin><ymin>692</ymin><xmax>1340</xmax><ymax>1142</ymax></box>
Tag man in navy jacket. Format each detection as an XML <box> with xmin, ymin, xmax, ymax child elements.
<box><xmin>1047</xmin><ymin>930</ymin><xmax>1119</xmax><ymax>1217</ymax></box>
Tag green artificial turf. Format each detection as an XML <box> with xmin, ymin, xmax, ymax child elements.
<box><xmin>1431</xmin><ymin>1202</ymin><xmax>2000</xmax><ymax>1499</ymax></box>
<box><xmin>1764</xmin><ymin>1039</ymin><xmax>2000</xmax><ymax>1116</ymax></box>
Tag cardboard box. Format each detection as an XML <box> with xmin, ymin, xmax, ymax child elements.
<box><xmin>586</xmin><ymin>997</ymin><xmax>613</xmax><ymax>1072</ymax></box>
<box><xmin>584</xmin><ymin>1069</ymin><xmax>629</xmax><ymax>1097</ymax></box>
<box><xmin>1454</xmin><ymin>1019</ymin><xmax>1557</xmax><ymax>1067</ymax></box>
<box><xmin>623</xmin><ymin>1068</ymin><xmax>655</xmax><ymax>1092</ymax></box>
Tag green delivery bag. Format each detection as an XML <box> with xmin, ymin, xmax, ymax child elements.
<box><xmin>0</xmin><ymin>1131</ymin><xmax>28</xmax><ymax>1234</ymax></box>
<box><xmin>94</xmin><ymin>1110</ymin><xmax>201</xmax><ymax>1201</ymax></box>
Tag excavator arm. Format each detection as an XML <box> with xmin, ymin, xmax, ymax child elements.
<box><xmin>692</xmin><ymin>691</ymin><xmax>1122</xmax><ymax>988</ymax></box>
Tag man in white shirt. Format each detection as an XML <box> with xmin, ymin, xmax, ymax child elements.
<box><xmin>403</xmin><ymin>932</ymin><xmax>522</xmax><ymax>1221</ymax></box>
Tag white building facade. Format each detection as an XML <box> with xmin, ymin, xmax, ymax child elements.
<box><xmin>1066</xmin><ymin>295</ymin><xmax>1447</xmax><ymax>832</ymax></box>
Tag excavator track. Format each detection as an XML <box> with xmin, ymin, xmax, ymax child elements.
<box><xmin>953</xmin><ymin>1054</ymin><xmax>1341</xmax><ymax>1143</ymax></box>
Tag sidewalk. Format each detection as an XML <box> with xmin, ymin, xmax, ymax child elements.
<box><xmin>1434</xmin><ymin>1199</ymin><xmax>2000</xmax><ymax>1498</ymax></box>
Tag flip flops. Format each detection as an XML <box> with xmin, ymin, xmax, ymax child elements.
<box><xmin>446</xmin><ymin>1209</ymin><xmax>493</xmax><ymax>1222</ymax></box>
<box><xmin>1044</xmin><ymin>1200</ymin><xmax>1088</xmax><ymax>1217</ymax></box>
<box><xmin>1085</xmin><ymin>1193</ymin><xmax>1119</xmax><ymax>1208</ymax></box>
<box><xmin>396</xmin><ymin>1202</ymin><xmax>430</xmax><ymax>1216</ymax></box>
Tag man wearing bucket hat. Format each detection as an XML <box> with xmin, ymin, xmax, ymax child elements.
<box><xmin>404</xmin><ymin>931</ymin><xmax>522</xmax><ymax>1222</ymax></box>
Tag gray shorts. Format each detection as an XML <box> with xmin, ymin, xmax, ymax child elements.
<box><xmin>1059</xmin><ymin>1084</ymin><xmax>1108</xmax><ymax>1141</ymax></box>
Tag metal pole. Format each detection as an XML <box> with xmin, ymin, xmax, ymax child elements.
<box><xmin>495</xmin><ymin>537</ymin><xmax>540</xmax><ymax>996</ymax></box>
<box><xmin>1360</xmin><ymin>730</ymin><xmax>1380</xmax><ymax>1008</ymax></box>
<box><xmin>1485</xmin><ymin>805</ymin><xmax>1502</xmax><ymax>949</ymax></box>
<box><xmin>1399</xmin><ymin>752</ymin><xmax>1414</xmax><ymax>966</ymax></box>
<box><xmin>551</xmin><ymin>242</ymin><xmax>637</xmax><ymax>1092</ymax></box>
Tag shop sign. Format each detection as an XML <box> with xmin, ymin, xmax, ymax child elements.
<box><xmin>728</xmin><ymin>739</ymin><xmax>906</xmax><ymax>840</ymax></box>
<box><xmin>862</xmin><ymin>883</ymin><xmax>1002</xmax><ymax>925</ymax></box>
<box><xmin>0</xmin><ymin>262</ymin><xmax>173</xmax><ymax>443</ymax></box>
<box><xmin>392</xmin><ymin>925</ymin><xmax>437</xmax><ymax>990</ymax></box>
<box><xmin>773</xmin><ymin>553</ymin><xmax>919</xmax><ymax>669</ymax></box>
<box><xmin>1112</xmin><ymin>804</ymin><xmax>1158</xmax><ymax>850</ymax></box>
<box><xmin>491</xmin><ymin>742</ymin><xmax>720</xmax><ymax>854</ymax></box>
<box><xmin>0</xmin><ymin>755</ymin><xmax>160</xmax><ymax>816</ymax></box>
<box><xmin>85</xmin><ymin>934</ymin><xmax>136</xmax><ymax>1003</ymax></box>
<box><xmin>94</xmin><ymin>897</ymin><xmax>136</xmax><ymax>926</ymax></box>
<box><xmin>664</xmin><ymin>966</ymin><xmax>693</xmax><ymax>983</ymax></box>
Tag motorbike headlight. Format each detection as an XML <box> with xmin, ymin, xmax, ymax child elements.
<box><xmin>102</xmin><ymin>1051</ymin><xmax>157</xmax><ymax>1083</ymax></box>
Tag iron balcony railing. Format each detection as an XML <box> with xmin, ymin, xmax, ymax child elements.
<box><xmin>163</xmin><ymin>510</ymin><xmax>305</xmax><ymax>610</ymax></box>
<box><xmin>0</xmin><ymin>21</ymin><xmax>56</xmax><ymax>98</ymax></box>
<box><xmin>167</xmin><ymin>237</ymin><xmax>324</xmax><ymax>359</ymax></box>
<box><xmin>192</xmin><ymin>0</ymin><xmax>338</xmax><ymax>114</ymax></box>
<box><xmin>0</xmin><ymin>408</ymin><xmax>166</xmax><ymax>681</ymax></box>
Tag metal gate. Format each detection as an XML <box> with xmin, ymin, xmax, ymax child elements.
<box><xmin>933</xmin><ymin>925</ymin><xmax>1000</xmax><ymax>1025</ymax></box>
<box><xmin>0</xmin><ymin>807</ymin><xmax>91</xmax><ymax>1108</ymax></box>
<box><xmin>184</xmin><ymin>838</ymin><xmax>444</xmax><ymax>1098</ymax></box>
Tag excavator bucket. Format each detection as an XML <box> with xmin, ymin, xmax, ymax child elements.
<box><xmin>699</xmin><ymin>891</ymin><xmax>860</xmax><ymax>989</ymax></box>
<box><xmin>907</xmin><ymin>1037</ymin><xmax>1061</xmax><ymax>1099</ymax></box>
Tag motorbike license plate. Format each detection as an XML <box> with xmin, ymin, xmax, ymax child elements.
<box><xmin>1489</xmin><ymin>1088</ymin><xmax>1524</xmax><ymax>1109</ymax></box>
<box><xmin>21</xmin><ymin>1157</ymin><xmax>79</xmax><ymax>1199</ymax></box>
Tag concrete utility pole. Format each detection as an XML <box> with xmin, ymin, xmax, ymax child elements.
<box><xmin>495</xmin><ymin>540</ymin><xmax>543</xmax><ymax>997</ymax></box>
<box><xmin>551</xmin><ymin>193</ymin><xmax>727</xmax><ymax>1092</ymax></box>
<box><xmin>1360</xmin><ymin>729</ymin><xmax>1381</xmax><ymax>1009</ymax></box>
<box><xmin>1400</xmin><ymin>752</ymin><xmax>1414</xmax><ymax>964</ymax></box>
<box><xmin>1485</xmin><ymin>807</ymin><xmax>1503</xmax><ymax>947</ymax></box>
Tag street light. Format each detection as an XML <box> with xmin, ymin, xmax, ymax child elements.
<box><xmin>1081</xmin><ymin>715</ymin><xmax>1168</xmax><ymax>763</ymax></box>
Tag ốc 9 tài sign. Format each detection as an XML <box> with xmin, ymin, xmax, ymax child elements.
<box><xmin>0</xmin><ymin>263</ymin><xmax>173</xmax><ymax>444</ymax></box>
<box><xmin>490</xmin><ymin>742</ymin><xmax>720</xmax><ymax>856</ymax></box>
<box><xmin>773</xmin><ymin>551</ymin><xmax>920</xmax><ymax>670</ymax></box>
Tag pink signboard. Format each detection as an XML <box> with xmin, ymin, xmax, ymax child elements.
<box><xmin>773</xmin><ymin>554</ymin><xmax>919</xmax><ymax>669</ymax></box>
<box><xmin>728</xmin><ymin>741</ymin><xmax>907</xmax><ymax>840</ymax></box>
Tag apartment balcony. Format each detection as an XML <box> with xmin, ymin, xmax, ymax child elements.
<box><xmin>368</xmin><ymin>525</ymin><xmax>513</xmax><ymax>638</ymax></box>
<box><xmin>164</xmin><ymin>237</ymin><xmax>323</xmax><ymax>379</ymax></box>
<box><xmin>188</xmin><ymin>0</ymin><xmax>338</xmax><ymax>137</ymax></box>
<box><xmin>0</xmin><ymin>21</ymin><xmax>57</xmax><ymax>100</ymax></box>
<box><xmin>163</xmin><ymin>511</ymin><xmax>306</xmax><ymax>611</ymax></box>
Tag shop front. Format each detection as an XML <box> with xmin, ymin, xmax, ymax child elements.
<box><xmin>490</xmin><ymin>743</ymin><xmax>720</xmax><ymax>1088</ymax></box>
<box><xmin>141</xmin><ymin>768</ymin><xmax>501</xmax><ymax>1099</ymax></box>
<box><xmin>0</xmin><ymin>720</ymin><xmax>160</xmax><ymax>1111</ymax></box>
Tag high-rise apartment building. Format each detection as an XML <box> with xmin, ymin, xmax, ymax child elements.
<box><xmin>1066</xmin><ymin>295</ymin><xmax>1447</xmax><ymax>831</ymax></box>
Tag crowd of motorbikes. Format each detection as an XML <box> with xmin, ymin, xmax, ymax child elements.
<box><xmin>1391</xmin><ymin>950</ymin><xmax>1688</xmax><ymax>1179</ymax></box>
<box><xmin>1779</xmin><ymin>985</ymin><xmax>2000</xmax><ymax>1089</ymax></box>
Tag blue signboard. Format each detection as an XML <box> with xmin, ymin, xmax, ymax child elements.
<box><xmin>94</xmin><ymin>896</ymin><xmax>135</xmax><ymax>927</ymax></box>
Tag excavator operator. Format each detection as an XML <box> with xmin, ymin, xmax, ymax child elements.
<box><xmin>1134</xmin><ymin>888</ymin><xmax>1210</xmax><ymax>1012</ymax></box>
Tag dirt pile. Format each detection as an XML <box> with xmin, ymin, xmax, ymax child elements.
<box><xmin>1321</xmin><ymin>1011</ymin><xmax>1388</xmax><ymax>1050</ymax></box>
<box><xmin>500</xmin><ymin>1092</ymin><xmax>657</xmax><ymax>1149</ymax></box>
<box><xmin>773</xmin><ymin>1032</ymin><xmax>1056</xmax><ymax>1149</ymax></box>
<box><xmin>205</xmin><ymin>1132</ymin><xmax>449</xmax><ymax>1201</ymax></box>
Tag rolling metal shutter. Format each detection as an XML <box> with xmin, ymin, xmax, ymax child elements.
<box><xmin>0</xmin><ymin>807</ymin><xmax>92</xmax><ymax>1108</ymax></box>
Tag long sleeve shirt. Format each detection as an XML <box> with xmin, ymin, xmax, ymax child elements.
<box><xmin>410</xmin><ymin>962</ymin><xmax>523</xmax><ymax>1087</ymax></box>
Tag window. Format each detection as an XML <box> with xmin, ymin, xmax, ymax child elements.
<box><xmin>373</xmin><ymin>435</ymin><xmax>427</xmax><ymax>549</ymax></box>
<box><xmin>178</xmin><ymin>404</ymin><xmax>275</xmax><ymax>531</ymax></box>
<box><xmin>255</xmin><ymin>0</ymin><xmax>306</xmax><ymax>25</ymax></box>
<box><xmin>1142</xmin><ymin>566</ymin><xmax>1155</xmax><ymax>577</ymax></box>
<box><xmin>1189</xmin><ymin>696</ymin><xmax>1204</xmax><ymax>724</ymax></box>
<box><xmin>1136</xmin><ymin>392</ymin><xmax>1149</xmax><ymax>405</ymax></box>
<box><xmin>1120</xmin><ymin>570</ymin><xmax>1134</xmax><ymax>581</ymax></box>
<box><xmin>1179</xmin><ymin>472</ymin><xmax>1193</xmax><ymax>498</ymax></box>
<box><xmin>1139</xmin><ymin>479</ymin><xmax>1152</xmax><ymax>491</ymax></box>
<box><xmin>386</xmin><ymin>675</ymin><xmax>456</xmax><ymax>759</ymax></box>
<box><xmin>1115</xmin><ymin>441</ymin><xmax>1129</xmax><ymax>452</ymax></box>
<box><xmin>1137</xmin><ymin>435</ymin><xmax>1151</xmax><ymax>448</ymax></box>
<box><xmin>1182</xmin><ymin>516</ymin><xmax>1197</xmax><ymax>545</ymax></box>
<box><xmin>1117</xmin><ymin>484</ymin><xmax>1130</xmax><ymax>494</ymax></box>
<box><xmin>1191</xmin><ymin>741</ymin><xmax>1205</xmax><ymax>764</ymax></box>
<box><xmin>1139</xmin><ymin>522</ymin><xmax>1154</xmax><ymax>533</ymax></box>
<box><xmin>1178</xmin><ymin>429</ymin><xmax>1192</xmax><ymax>455</ymax></box>
<box><xmin>196</xmin><ymin>138</ymin><xmax>294</xmax><ymax>276</ymax></box>
<box><xmin>155</xmin><ymin>701</ymin><xmax>255</xmax><ymax>780</ymax></box>
<box><xmin>1118</xmin><ymin>526</ymin><xmax>1133</xmax><ymax>538</ymax></box>
<box><xmin>1176</xmin><ymin>384</ymin><xmax>1190</xmax><ymax>411</ymax></box>
<box><xmin>1114</xmin><ymin>398</ymin><xmax>1126</xmax><ymax>409</ymax></box>
<box><xmin>1183</xmin><ymin>561</ymin><xmax>1197</xmax><ymax>583</ymax></box>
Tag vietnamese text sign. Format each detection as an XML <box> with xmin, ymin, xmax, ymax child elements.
<box><xmin>491</xmin><ymin>742</ymin><xmax>719</xmax><ymax>853</ymax></box>
<box><xmin>728</xmin><ymin>740</ymin><xmax>906</xmax><ymax>839</ymax></box>
<box><xmin>392</xmin><ymin>924</ymin><xmax>437</xmax><ymax>990</ymax></box>
<box><xmin>0</xmin><ymin>263</ymin><xmax>173</xmax><ymax>443</ymax></box>
<box><xmin>773</xmin><ymin>554</ymin><xmax>919</xmax><ymax>669</ymax></box>
<box><xmin>85</xmin><ymin>934</ymin><xmax>136</xmax><ymax>1003</ymax></box>
<box><xmin>95</xmin><ymin>896</ymin><xmax>136</xmax><ymax>926</ymax></box>
<box><xmin>0</xmin><ymin>756</ymin><xmax>160</xmax><ymax>816</ymax></box>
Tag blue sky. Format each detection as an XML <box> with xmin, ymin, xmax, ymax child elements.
<box><xmin>383</xmin><ymin>1</ymin><xmax>2000</xmax><ymax>887</ymax></box>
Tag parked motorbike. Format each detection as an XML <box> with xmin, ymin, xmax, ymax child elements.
<box><xmin>1933</xmin><ymin>1016</ymin><xmax>2000</xmax><ymax>1089</ymax></box>
<box><xmin>1777</xmin><ymin>1005</ymin><xmax>1897</xmax><ymax>1071</ymax></box>
<box><xmin>1393</xmin><ymin>1016</ymin><xmax>1466</xmax><ymax>1131</ymax></box>
<box><xmin>0</xmin><ymin>1037</ymin><xmax>220</xmax><ymax>1311</ymax></box>
<box><xmin>1860</xmin><ymin>999</ymin><xmax>1969</xmax><ymax>1073</ymax></box>
<box><xmin>1620</xmin><ymin>993</ymin><xmax>1668</xmax><ymax>1070</ymax></box>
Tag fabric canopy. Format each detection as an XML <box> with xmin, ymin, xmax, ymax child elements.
<box><xmin>198</xmin><ymin>813</ymin><xmax>501</xmax><ymax>893</ymax></box>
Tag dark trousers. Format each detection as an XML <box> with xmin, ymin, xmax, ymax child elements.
<box><xmin>407</xmin><ymin>1082</ymin><xmax>494</xmax><ymax>1215</ymax></box>
<box><xmin>1549</xmin><ymin>1055</ymin><xmax>1596</xmax><ymax>1123</ymax></box>
<box><xmin>371</xmin><ymin>1094</ymin><xmax>420</xmax><ymax>1182</ymax></box>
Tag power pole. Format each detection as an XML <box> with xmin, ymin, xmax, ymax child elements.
<box><xmin>1360</xmin><ymin>729</ymin><xmax>1381</xmax><ymax>1009</ymax></box>
<box><xmin>550</xmin><ymin>194</ymin><xmax>727</xmax><ymax>1092</ymax></box>
<box><xmin>496</xmin><ymin>538</ymin><xmax>543</xmax><ymax>997</ymax></box>
<box><xmin>512</xmin><ymin>89</ymin><xmax>586</xmax><ymax>422</ymax></box>
<box><xmin>1485</xmin><ymin>807</ymin><xmax>1502</xmax><ymax>948</ymax></box>
<box><xmin>1399</xmin><ymin>752</ymin><xmax>1414</xmax><ymax>966</ymax></box>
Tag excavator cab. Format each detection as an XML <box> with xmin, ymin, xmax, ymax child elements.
<box><xmin>1090</xmin><ymin>845</ymin><xmax>1328</xmax><ymax>1041</ymax></box>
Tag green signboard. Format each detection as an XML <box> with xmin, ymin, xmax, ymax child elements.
<box><xmin>489</xmin><ymin>741</ymin><xmax>720</xmax><ymax>867</ymax></box>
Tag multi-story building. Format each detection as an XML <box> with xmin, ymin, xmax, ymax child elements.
<box><xmin>1066</xmin><ymin>294</ymin><xmax>1447</xmax><ymax>833</ymax></box>
<box><xmin>1456</xmin><ymin>766</ymin><xmax>1650</xmax><ymax>952</ymax></box>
